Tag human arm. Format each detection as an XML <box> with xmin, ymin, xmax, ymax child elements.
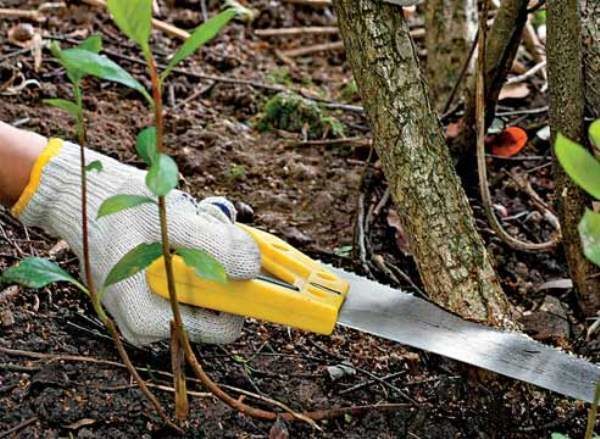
<box><xmin>0</xmin><ymin>121</ymin><xmax>47</xmax><ymax>207</ymax></box>
<box><xmin>0</xmin><ymin>123</ymin><xmax>260</xmax><ymax>345</ymax></box>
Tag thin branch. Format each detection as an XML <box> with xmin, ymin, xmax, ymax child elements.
<box><xmin>442</xmin><ymin>28</ymin><xmax>479</xmax><ymax>115</ymax></box>
<box><xmin>73</xmin><ymin>81</ymin><xmax>180</xmax><ymax>433</ymax></box>
<box><xmin>0</xmin><ymin>417</ymin><xmax>37</xmax><ymax>439</ymax></box>
<box><xmin>475</xmin><ymin>0</ymin><xmax>560</xmax><ymax>252</ymax></box>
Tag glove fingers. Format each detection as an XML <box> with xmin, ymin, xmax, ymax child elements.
<box><xmin>197</xmin><ymin>196</ymin><xmax>237</xmax><ymax>223</ymax></box>
<box><xmin>167</xmin><ymin>214</ymin><xmax>261</xmax><ymax>280</ymax></box>
<box><xmin>103</xmin><ymin>274</ymin><xmax>244</xmax><ymax>346</ymax></box>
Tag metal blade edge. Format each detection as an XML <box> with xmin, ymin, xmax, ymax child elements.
<box><xmin>329</xmin><ymin>265</ymin><xmax>600</xmax><ymax>403</ymax></box>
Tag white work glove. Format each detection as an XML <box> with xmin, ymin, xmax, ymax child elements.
<box><xmin>15</xmin><ymin>140</ymin><xmax>261</xmax><ymax>346</ymax></box>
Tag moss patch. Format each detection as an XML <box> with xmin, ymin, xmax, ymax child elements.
<box><xmin>258</xmin><ymin>92</ymin><xmax>345</xmax><ymax>139</ymax></box>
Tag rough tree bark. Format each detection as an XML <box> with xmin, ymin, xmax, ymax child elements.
<box><xmin>454</xmin><ymin>0</ymin><xmax>529</xmax><ymax>159</ymax></box>
<box><xmin>424</xmin><ymin>0</ymin><xmax>477</xmax><ymax>113</ymax></box>
<box><xmin>582</xmin><ymin>0</ymin><xmax>600</xmax><ymax>119</ymax></box>
<box><xmin>333</xmin><ymin>0</ymin><xmax>511</xmax><ymax>323</ymax></box>
<box><xmin>547</xmin><ymin>0</ymin><xmax>600</xmax><ymax>315</ymax></box>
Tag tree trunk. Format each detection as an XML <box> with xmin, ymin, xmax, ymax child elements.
<box><xmin>424</xmin><ymin>0</ymin><xmax>477</xmax><ymax>113</ymax></box>
<box><xmin>547</xmin><ymin>0</ymin><xmax>600</xmax><ymax>315</ymax></box>
<box><xmin>582</xmin><ymin>0</ymin><xmax>600</xmax><ymax>118</ymax></box>
<box><xmin>454</xmin><ymin>0</ymin><xmax>528</xmax><ymax>159</ymax></box>
<box><xmin>333</xmin><ymin>0</ymin><xmax>511</xmax><ymax>323</ymax></box>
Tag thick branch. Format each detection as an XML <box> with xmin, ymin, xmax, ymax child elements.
<box><xmin>547</xmin><ymin>0</ymin><xmax>600</xmax><ymax>314</ymax></box>
<box><xmin>333</xmin><ymin>0</ymin><xmax>511</xmax><ymax>324</ymax></box>
<box><xmin>455</xmin><ymin>0</ymin><xmax>529</xmax><ymax>159</ymax></box>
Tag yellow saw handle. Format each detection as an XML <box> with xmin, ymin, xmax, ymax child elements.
<box><xmin>146</xmin><ymin>224</ymin><xmax>349</xmax><ymax>335</ymax></box>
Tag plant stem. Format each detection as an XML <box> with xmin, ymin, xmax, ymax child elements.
<box><xmin>475</xmin><ymin>0</ymin><xmax>559</xmax><ymax>252</ymax></box>
<box><xmin>148</xmin><ymin>54</ymin><xmax>189</xmax><ymax>424</ymax></box>
<box><xmin>74</xmin><ymin>84</ymin><xmax>95</xmax><ymax>297</ymax></box>
<box><xmin>73</xmin><ymin>83</ymin><xmax>179</xmax><ymax>433</ymax></box>
<box><xmin>585</xmin><ymin>381</ymin><xmax>600</xmax><ymax>439</ymax></box>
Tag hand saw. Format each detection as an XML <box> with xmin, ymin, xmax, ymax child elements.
<box><xmin>147</xmin><ymin>224</ymin><xmax>600</xmax><ymax>403</ymax></box>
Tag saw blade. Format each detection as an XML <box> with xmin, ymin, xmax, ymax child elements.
<box><xmin>331</xmin><ymin>266</ymin><xmax>600</xmax><ymax>403</ymax></box>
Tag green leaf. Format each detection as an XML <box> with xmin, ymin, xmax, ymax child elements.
<box><xmin>136</xmin><ymin>126</ymin><xmax>158</xmax><ymax>165</ymax></box>
<box><xmin>146</xmin><ymin>153</ymin><xmax>179</xmax><ymax>196</ymax></box>
<box><xmin>0</xmin><ymin>257</ymin><xmax>86</xmax><ymax>292</ymax></box>
<box><xmin>77</xmin><ymin>34</ymin><xmax>103</xmax><ymax>53</ymax></box>
<box><xmin>161</xmin><ymin>9</ymin><xmax>237</xmax><ymax>81</ymax></box>
<box><xmin>579</xmin><ymin>209</ymin><xmax>600</xmax><ymax>267</ymax></box>
<box><xmin>60</xmin><ymin>49</ymin><xmax>149</xmax><ymax>98</ymax></box>
<box><xmin>85</xmin><ymin>160</ymin><xmax>103</xmax><ymax>173</ymax></box>
<box><xmin>106</xmin><ymin>0</ymin><xmax>152</xmax><ymax>53</ymax></box>
<box><xmin>589</xmin><ymin>119</ymin><xmax>600</xmax><ymax>150</ymax></box>
<box><xmin>555</xmin><ymin>133</ymin><xmax>600</xmax><ymax>199</ymax></box>
<box><xmin>104</xmin><ymin>242</ymin><xmax>163</xmax><ymax>287</ymax></box>
<box><xmin>44</xmin><ymin>98</ymin><xmax>80</xmax><ymax>117</ymax></box>
<box><xmin>550</xmin><ymin>434</ymin><xmax>569</xmax><ymax>439</ymax></box>
<box><xmin>50</xmin><ymin>42</ymin><xmax>83</xmax><ymax>84</ymax></box>
<box><xmin>175</xmin><ymin>248</ymin><xmax>227</xmax><ymax>284</ymax></box>
<box><xmin>97</xmin><ymin>194</ymin><xmax>155</xmax><ymax>219</ymax></box>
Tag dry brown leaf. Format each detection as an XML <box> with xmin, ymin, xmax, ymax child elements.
<box><xmin>8</xmin><ymin>23</ymin><xmax>35</xmax><ymax>48</ymax></box>
<box><xmin>499</xmin><ymin>82</ymin><xmax>530</xmax><ymax>100</ymax></box>
<box><xmin>65</xmin><ymin>418</ymin><xmax>96</xmax><ymax>430</ymax></box>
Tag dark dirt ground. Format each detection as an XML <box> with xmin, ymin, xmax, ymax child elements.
<box><xmin>0</xmin><ymin>1</ymin><xmax>598</xmax><ymax>437</ymax></box>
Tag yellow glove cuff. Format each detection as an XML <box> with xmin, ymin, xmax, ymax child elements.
<box><xmin>11</xmin><ymin>138</ymin><xmax>64</xmax><ymax>217</ymax></box>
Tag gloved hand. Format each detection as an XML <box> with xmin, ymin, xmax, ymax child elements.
<box><xmin>11</xmin><ymin>139</ymin><xmax>261</xmax><ymax>346</ymax></box>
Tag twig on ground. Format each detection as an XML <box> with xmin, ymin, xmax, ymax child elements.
<box><xmin>282</xmin><ymin>41</ymin><xmax>344</xmax><ymax>58</ymax></box>
<box><xmin>0</xmin><ymin>8</ymin><xmax>43</xmax><ymax>21</ymax></box>
<box><xmin>355</xmin><ymin>193</ymin><xmax>372</xmax><ymax>275</ymax></box>
<box><xmin>307</xmin><ymin>340</ymin><xmax>420</xmax><ymax>405</ymax></box>
<box><xmin>81</xmin><ymin>0</ymin><xmax>190</xmax><ymax>40</ymax></box>
<box><xmin>522</xmin><ymin>19</ymin><xmax>547</xmax><ymax>87</ymax></box>
<box><xmin>339</xmin><ymin>371</ymin><xmax>406</xmax><ymax>395</ymax></box>
<box><xmin>282</xmin><ymin>0</ymin><xmax>332</xmax><ymax>6</ymax></box>
<box><xmin>255</xmin><ymin>26</ymin><xmax>339</xmax><ymax>37</ymax></box>
<box><xmin>506</xmin><ymin>61</ymin><xmax>547</xmax><ymax>84</ymax></box>
<box><xmin>0</xmin><ymin>417</ymin><xmax>37</xmax><ymax>439</ymax></box>
<box><xmin>475</xmin><ymin>1</ymin><xmax>559</xmax><ymax>252</ymax></box>
<box><xmin>287</xmin><ymin>137</ymin><xmax>371</xmax><ymax>148</ymax></box>
<box><xmin>372</xmin><ymin>188</ymin><xmax>390</xmax><ymax>217</ymax></box>
<box><xmin>63</xmin><ymin>42</ymin><xmax>365</xmax><ymax>114</ymax></box>
<box><xmin>505</xmin><ymin>170</ymin><xmax>561</xmax><ymax>231</ymax></box>
<box><xmin>256</xmin><ymin>26</ymin><xmax>425</xmax><ymax>40</ymax></box>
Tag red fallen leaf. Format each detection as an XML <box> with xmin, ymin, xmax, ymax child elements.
<box><xmin>489</xmin><ymin>126</ymin><xmax>528</xmax><ymax>157</ymax></box>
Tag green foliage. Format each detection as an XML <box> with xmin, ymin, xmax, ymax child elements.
<box><xmin>226</xmin><ymin>164</ymin><xmax>246</xmax><ymax>180</ymax></box>
<box><xmin>590</xmin><ymin>119</ymin><xmax>600</xmax><ymax>150</ymax></box>
<box><xmin>97</xmin><ymin>194</ymin><xmax>156</xmax><ymax>219</ymax></box>
<box><xmin>78</xmin><ymin>34</ymin><xmax>103</xmax><ymax>53</ymax></box>
<box><xmin>532</xmin><ymin>10</ymin><xmax>546</xmax><ymax>28</ymax></box>
<box><xmin>554</xmin><ymin>133</ymin><xmax>600</xmax><ymax>199</ymax></box>
<box><xmin>85</xmin><ymin>160</ymin><xmax>103</xmax><ymax>173</ymax></box>
<box><xmin>258</xmin><ymin>92</ymin><xmax>346</xmax><ymax>139</ymax></box>
<box><xmin>161</xmin><ymin>8</ymin><xmax>237</xmax><ymax>81</ymax></box>
<box><xmin>104</xmin><ymin>242</ymin><xmax>163</xmax><ymax>287</ymax></box>
<box><xmin>136</xmin><ymin>126</ymin><xmax>158</xmax><ymax>165</ymax></box>
<box><xmin>579</xmin><ymin>210</ymin><xmax>600</xmax><ymax>267</ymax></box>
<box><xmin>50</xmin><ymin>35</ymin><xmax>103</xmax><ymax>85</ymax></box>
<box><xmin>550</xmin><ymin>434</ymin><xmax>569</xmax><ymax>439</ymax></box>
<box><xmin>106</xmin><ymin>0</ymin><xmax>152</xmax><ymax>55</ymax></box>
<box><xmin>340</xmin><ymin>79</ymin><xmax>358</xmax><ymax>102</ymax></box>
<box><xmin>0</xmin><ymin>257</ymin><xmax>87</xmax><ymax>293</ymax></box>
<box><xmin>266</xmin><ymin>67</ymin><xmax>292</xmax><ymax>86</ymax></box>
<box><xmin>60</xmin><ymin>49</ymin><xmax>151</xmax><ymax>103</ymax></box>
<box><xmin>146</xmin><ymin>154</ymin><xmax>179</xmax><ymax>196</ymax></box>
<box><xmin>44</xmin><ymin>98</ymin><xmax>79</xmax><ymax>117</ymax></box>
<box><xmin>555</xmin><ymin>122</ymin><xmax>600</xmax><ymax>269</ymax></box>
<box><xmin>175</xmin><ymin>248</ymin><xmax>227</xmax><ymax>284</ymax></box>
